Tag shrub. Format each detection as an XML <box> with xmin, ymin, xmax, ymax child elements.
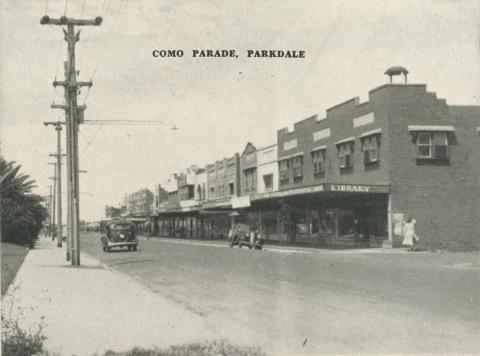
<box><xmin>1</xmin><ymin>314</ymin><xmax>46</xmax><ymax>356</ymax></box>
<box><xmin>102</xmin><ymin>339</ymin><xmax>266</xmax><ymax>356</ymax></box>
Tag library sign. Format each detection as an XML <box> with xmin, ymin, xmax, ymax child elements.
<box><xmin>325</xmin><ymin>184</ymin><xmax>389</xmax><ymax>194</ymax></box>
<box><xmin>251</xmin><ymin>183</ymin><xmax>389</xmax><ymax>202</ymax></box>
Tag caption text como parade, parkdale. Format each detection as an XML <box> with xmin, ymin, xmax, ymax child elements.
<box><xmin>152</xmin><ymin>49</ymin><xmax>306</xmax><ymax>58</ymax></box>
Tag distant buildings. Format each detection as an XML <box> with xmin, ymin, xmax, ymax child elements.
<box><xmin>106</xmin><ymin>67</ymin><xmax>480</xmax><ymax>250</ymax></box>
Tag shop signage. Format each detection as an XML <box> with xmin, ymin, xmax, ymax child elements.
<box><xmin>325</xmin><ymin>184</ymin><xmax>389</xmax><ymax>193</ymax></box>
<box><xmin>251</xmin><ymin>183</ymin><xmax>389</xmax><ymax>202</ymax></box>
<box><xmin>202</xmin><ymin>197</ymin><xmax>232</xmax><ymax>209</ymax></box>
<box><xmin>252</xmin><ymin>185</ymin><xmax>324</xmax><ymax>201</ymax></box>
<box><xmin>232</xmin><ymin>196</ymin><xmax>251</xmax><ymax>208</ymax></box>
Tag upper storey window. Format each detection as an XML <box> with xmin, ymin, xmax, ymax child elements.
<box><xmin>417</xmin><ymin>132</ymin><xmax>448</xmax><ymax>159</ymax></box>
<box><xmin>408</xmin><ymin>126</ymin><xmax>454</xmax><ymax>163</ymax></box>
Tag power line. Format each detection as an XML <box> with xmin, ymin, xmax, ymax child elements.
<box><xmin>64</xmin><ymin>0</ymin><xmax>69</xmax><ymax>16</ymax></box>
<box><xmin>80</xmin><ymin>124</ymin><xmax>104</xmax><ymax>157</ymax></box>
<box><xmin>80</xmin><ymin>0</ymin><xmax>87</xmax><ymax>18</ymax></box>
<box><xmin>83</xmin><ymin>119</ymin><xmax>165</xmax><ymax>124</ymax></box>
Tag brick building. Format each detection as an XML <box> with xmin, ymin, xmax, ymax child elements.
<box><xmin>249</xmin><ymin>72</ymin><xmax>479</xmax><ymax>249</ymax></box>
<box><xmin>202</xmin><ymin>154</ymin><xmax>241</xmax><ymax>239</ymax></box>
<box><xmin>113</xmin><ymin>67</ymin><xmax>480</xmax><ymax>250</ymax></box>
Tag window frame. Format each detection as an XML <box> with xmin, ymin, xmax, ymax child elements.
<box><xmin>311</xmin><ymin>149</ymin><xmax>326</xmax><ymax>174</ymax></box>
<box><xmin>263</xmin><ymin>174</ymin><xmax>273</xmax><ymax>191</ymax></box>
<box><xmin>416</xmin><ymin>132</ymin><xmax>449</xmax><ymax>160</ymax></box>
<box><xmin>337</xmin><ymin>142</ymin><xmax>354</xmax><ymax>170</ymax></box>
<box><xmin>361</xmin><ymin>134</ymin><xmax>381</xmax><ymax>166</ymax></box>
<box><xmin>279</xmin><ymin>159</ymin><xmax>289</xmax><ymax>184</ymax></box>
<box><xmin>291</xmin><ymin>155</ymin><xmax>304</xmax><ymax>178</ymax></box>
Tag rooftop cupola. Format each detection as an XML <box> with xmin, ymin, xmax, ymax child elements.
<box><xmin>384</xmin><ymin>66</ymin><xmax>409</xmax><ymax>83</ymax></box>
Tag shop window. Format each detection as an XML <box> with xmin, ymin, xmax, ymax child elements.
<box><xmin>263</xmin><ymin>174</ymin><xmax>273</xmax><ymax>191</ymax></box>
<box><xmin>279</xmin><ymin>159</ymin><xmax>289</xmax><ymax>185</ymax></box>
<box><xmin>209</xmin><ymin>186</ymin><xmax>215</xmax><ymax>199</ymax></box>
<box><xmin>291</xmin><ymin>155</ymin><xmax>303</xmax><ymax>182</ymax></box>
<box><xmin>337</xmin><ymin>142</ymin><xmax>354</xmax><ymax>174</ymax></box>
<box><xmin>361</xmin><ymin>135</ymin><xmax>380</xmax><ymax>169</ymax></box>
<box><xmin>229</xmin><ymin>182</ymin><xmax>234</xmax><ymax>196</ymax></box>
<box><xmin>416</xmin><ymin>132</ymin><xmax>449</xmax><ymax>160</ymax></box>
<box><xmin>311</xmin><ymin>149</ymin><xmax>326</xmax><ymax>179</ymax></box>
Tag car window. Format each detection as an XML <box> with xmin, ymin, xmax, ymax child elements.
<box><xmin>112</xmin><ymin>224</ymin><xmax>132</xmax><ymax>230</ymax></box>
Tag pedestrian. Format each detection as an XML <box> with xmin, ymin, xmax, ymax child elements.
<box><xmin>402</xmin><ymin>218</ymin><xmax>416</xmax><ymax>251</ymax></box>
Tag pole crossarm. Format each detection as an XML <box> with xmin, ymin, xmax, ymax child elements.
<box><xmin>53</xmin><ymin>80</ymin><xmax>92</xmax><ymax>88</ymax></box>
<box><xmin>49</xmin><ymin>153</ymin><xmax>66</xmax><ymax>157</ymax></box>
<box><xmin>40</xmin><ymin>16</ymin><xmax>103</xmax><ymax>27</ymax></box>
<box><xmin>51</xmin><ymin>104</ymin><xmax>86</xmax><ymax>112</ymax></box>
<box><xmin>43</xmin><ymin>121</ymin><xmax>65</xmax><ymax>126</ymax></box>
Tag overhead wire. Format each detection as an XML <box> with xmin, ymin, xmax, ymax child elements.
<box><xmin>89</xmin><ymin>0</ymin><xmax>125</xmax><ymax>81</ymax></box>
<box><xmin>80</xmin><ymin>124</ymin><xmax>104</xmax><ymax>157</ymax></box>
<box><xmin>79</xmin><ymin>0</ymin><xmax>87</xmax><ymax>18</ymax></box>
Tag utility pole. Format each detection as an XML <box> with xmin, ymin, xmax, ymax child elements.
<box><xmin>45</xmin><ymin>121</ymin><xmax>65</xmax><ymax>248</ymax></box>
<box><xmin>41</xmin><ymin>15</ymin><xmax>102</xmax><ymax>266</ymax></box>
<box><xmin>48</xmin><ymin>163</ymin><xmax>57</xmax><ymax>240</ymax></box>
<box><xmin>47</xmin><ymin>184</ymin><xmax>53</xmax><ymax>238</ymax></box>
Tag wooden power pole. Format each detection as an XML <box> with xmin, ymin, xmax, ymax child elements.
<box><xmin>41</xmin><ymin>15</ymin><xmax>102</xmax><ymax>266</ymax></box>
<box><xmin>48</xmin><ymin>163</ymin><xmax>57</xmax><ymax>240</ymax></box>
<box><xmin>45</xmin><ymin>121</ymin><xmax>65</xmax><ymax>248</ymax></box>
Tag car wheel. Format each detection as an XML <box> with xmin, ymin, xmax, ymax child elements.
<box><xmin>106</xmin><ymin>246</ymin><xmax>111</xmax><ymax>253</ymax></box>
<box><xmin>229</xmin><ymin>242</ymin><xmax>234</xmax><ymax>248</ymax></box>
<box><xmin>248</xmin><ymin>245</ymin><xmax>252</xmax><ymax>250</ymax></box>
<box><xmin>133</xmin><ymin>246</ymin><xmax>137</xmax><ymax>251</ymax></box>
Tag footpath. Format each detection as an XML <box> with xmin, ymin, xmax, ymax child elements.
<box><xmin>138</xmin><ymin>235</ymin><xmax>410</xmax><ymax>254</ymax></box>
<box><xmin>1</xmin><ymin>237</ymin><xmax>216</xmax><ymax>356</ymax></box>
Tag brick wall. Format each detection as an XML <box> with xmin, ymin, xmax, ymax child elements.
<box><xmin>386</xmin><ymin>85</ymin><xmax>480</xmax><ymax>250</ymax></box>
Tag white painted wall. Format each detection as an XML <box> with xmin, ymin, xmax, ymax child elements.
<box><xmin>257</xmin><ymin>145</ymin><xmax>278</xmax><ymax>194</ymax></box>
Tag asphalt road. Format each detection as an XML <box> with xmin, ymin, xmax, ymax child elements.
<box><xmin>81</xmin><ymin>233</ymin><xmax>480</xmax><ymax>355</ymax></box>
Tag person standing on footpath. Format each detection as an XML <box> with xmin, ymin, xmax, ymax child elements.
<box><xmin>402</xmin><ymin>218</ymin><xmax>417</xmax><ymax>251</ymax></box>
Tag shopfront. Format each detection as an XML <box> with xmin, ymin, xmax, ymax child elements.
<box><xmin>250</xmin><ymin>183</ymin><xmax>389</xmax><ymax>247</ymax></box>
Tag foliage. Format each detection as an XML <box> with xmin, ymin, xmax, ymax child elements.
<box><xmin>1</xmin><ymin>156</ymin><xmax>48</xmax><ymax>247</ymax></box>
<box><xmin>1</xmin><ymin>301</ymin><xmax>47</xmax><ymax>356</ymax></box>
<box><xmin>102</xmin><ymin>339</ymin><xmax>267</xmax><ymax>356</ymax></box>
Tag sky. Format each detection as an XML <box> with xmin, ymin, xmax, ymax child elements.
<box><xmin>1</xmin><ymin>0</ymin><xmax>479</xmax><ymax>221</ymax></box>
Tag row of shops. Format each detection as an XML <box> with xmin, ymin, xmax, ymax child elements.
<box><xmin>142</xmin><ymin>184</ymin><xmax>390</xmax><ymax>248</ymax></box>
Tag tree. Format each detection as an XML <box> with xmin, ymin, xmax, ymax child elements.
<box><xmin>0</xmin><ymin>157</ymin><xmax>48</xmax><ymax>247</ymax></box>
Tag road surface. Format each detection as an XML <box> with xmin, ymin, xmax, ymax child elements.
<box><xmin>81</xmin><ymin>233</ymin><xmax>480</xmax><ymax>355</ymax></box>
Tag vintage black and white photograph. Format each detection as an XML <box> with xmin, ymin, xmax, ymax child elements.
<box><xmin>1</xmin><ymin>0</ymin><xmax>479</xmax><ymax>355</ymax></box>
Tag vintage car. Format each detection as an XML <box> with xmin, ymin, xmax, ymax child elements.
<box><xmin>101</xmin><ymin>220</ymin><xmax>138</xmax><ymax>252</ymax></box>
<box><xmin>229</xmin><ymin>223</ymin><xmax>264</xmax><ymax>250</ymax></box>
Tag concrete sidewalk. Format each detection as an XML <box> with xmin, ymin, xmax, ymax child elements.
<box><xmin>2</xmin><ymin>237</ymin><xmax>216</xmax><ymax>356</ymax></box>
<box><xmin>138</xmin><ymin>235</ymin><xmax>410</xmax><ymax>254</ymax></box>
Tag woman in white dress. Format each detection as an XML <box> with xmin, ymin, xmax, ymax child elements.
<box><xmin>402</xmin><ymin>218</ymin><xmax>416</xmax><ymax>250</ymax></box>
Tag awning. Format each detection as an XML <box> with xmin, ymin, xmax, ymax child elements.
<box><xmin>310</xmin><ymin>145</ymin><xmax>327</xmax><ymax>152</ymax></box>
<box><xmin>199</xmin><ymin>209</ymin><xmax>232</xmax><ymax>215</ymax></box>
<box><xmin>359</xmin><ymin>128</ymin><xmax>382</xmax><ymax>138</ymax></box>
<box><xmin>334</xmin><ymin>136</ymin><xmax>355</xmax><ymax>145</ymax></box>
<box><xmin>279</xmin><ymin>152</ymin><xmax>304</xmax><ymax>161</ymax></box>
<box><xmin>408</xmin><ymin>125</ymin><xmax>455</xmax><ymax>132</ymax></box>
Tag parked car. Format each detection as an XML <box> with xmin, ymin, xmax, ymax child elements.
<box><xmin>229</xmin><ymin>223</ymin><xmax>264</xmax><ymax>250</ymax></box>
<box><xmin>101</xmin><ymin>220</ymin><xmax>138</xmax><ymax>252</ymax></box>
